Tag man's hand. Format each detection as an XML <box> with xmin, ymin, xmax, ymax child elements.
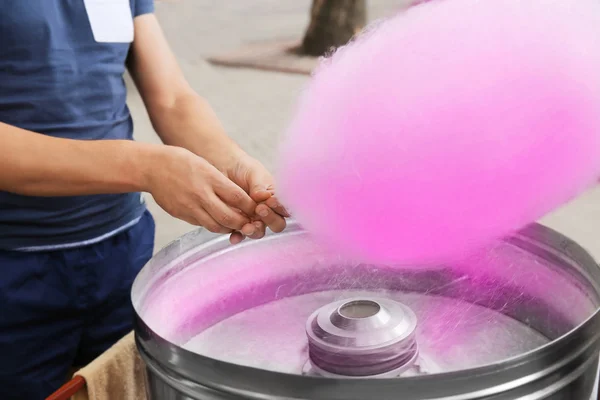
<box><xmin>224</xmin><ymin>154</ymin><xmax>290</xmax><ymax>244</ymax></box>
<box><xmin>146</xmin><ymin>146</ymin><xmax>259</xmax><ymax>234</ymax></box>
<box><xmin>145</xmin><ymin>147</ymin><xmax>289</xmax><ymax>242</ymax></box>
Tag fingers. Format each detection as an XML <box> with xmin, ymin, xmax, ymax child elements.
<box><xmin>211</xmin><ymin>195</ymin><xmax>289</xmax><ymax>243</ymax></box>
<box><xmin>229</xmin><ymin>231</ymin><xmax>245</xmax><ymax>244</ymax></box>
<box><xmin>245</xmin><ymin>162</ymin><xmax>277</xmax><ymax>204</ymax></box>
<box><xmin>190</xmin><ymin>208</ymin><xmax>234</xmax><ymax>234</ymax></box>
<box><xmin>256</xmin><ymin>202</ymin><xmax>286</xmax><ymax>233</ymax></box>
<box><xmin>229</xmin><ymin>220</ymin><xmax>265</xmax><ymax>244</ymax></box>
<box><xmin>243</xmin><ymin>220</ymin><xmax>266</xmax><ymax>239</ymax></box>
<box><xmin>195</xmin><ymin>160</ymin><xmax>289</xmax><ymax>239</ymax></box>
<box><xmin>214</xmin><ymin>180</ymin><xmax>257</xmax><ymax>217</ymax></box>
<box><xmin>201</xmin><ymin>192</ymin><xmax>251</xmax><ymax>231</ymax></box>
<box><xmin>265</xmin><ymin>195</ymin><xmax>290</xmax><ymax>218</ymax></box>
<box><xmin>196</xmin><ymin>188</ymin><xmax>289</xmax><ymax>239</ymax></box>
<box><xmin>245</xmin><ymin>193</ymin><xmax>289</xmax><ymax>237</ymax></box>
<box><xmin>250</xmin><ymin>184</ymin><xmax>274</xmax><ymax>203</ymax></box>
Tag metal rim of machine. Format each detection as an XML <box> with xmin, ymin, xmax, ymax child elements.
<box><xmin>133</xmin><ymin>222</ymin><xmax>600</xmax><ymax>400</ymax></box>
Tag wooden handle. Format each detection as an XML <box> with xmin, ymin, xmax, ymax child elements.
<box><xmin>45</xmin><ymin>376</ymin><xmax>86</xmax><ymax>400</ymax></box>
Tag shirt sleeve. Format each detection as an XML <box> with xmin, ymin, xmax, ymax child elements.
<box><xmin>134</xmin><ymin>0</ymin><xmax>155</xmax><ymax>17</ymax></box>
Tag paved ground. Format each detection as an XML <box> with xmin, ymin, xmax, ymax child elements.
<box><xmin>128</xmin><ymin>0</ymin><xmax>600</xmax><ymax>259</ymax></box>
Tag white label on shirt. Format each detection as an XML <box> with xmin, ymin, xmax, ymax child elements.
<box><xmin>83</xmin><ymin>0</ymin><xmax>134</xmax><ymax>43</ymax></box>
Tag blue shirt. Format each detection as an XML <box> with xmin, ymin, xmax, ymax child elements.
<box><xmin>0</xmin><ymin>0</ymin><xmax>154</xmax><ymax>250</ymax></box>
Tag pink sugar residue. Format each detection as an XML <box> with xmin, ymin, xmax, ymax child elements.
<box><xmin>140</xmin><ymin>234</ymin><xmax>595</xmax><ymax>347</ymax></box>
<box><xmin>276</xmin><ymin>0</ymin><xmax>600</xmax><ymax>266</ymax></box>
<box><xmin>140</xmin><ymin>235</ymin><xmax>338</xmax><ymax>343</ymax></box>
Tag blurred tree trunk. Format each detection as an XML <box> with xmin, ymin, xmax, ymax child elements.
<box><xmin>300</xmin><ymin>0</ymin><xmax>367</xmax><ymax>57</ymax></box>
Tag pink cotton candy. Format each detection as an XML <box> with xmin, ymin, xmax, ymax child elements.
<box><xmin>276</xmin><ymin>0</ymin><xmax>600</xmax><ymax>266</ymax></box>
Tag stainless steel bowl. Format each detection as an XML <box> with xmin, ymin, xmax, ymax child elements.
<box><xmin>132</xmin><ymin>221</ymin><xmax>600</xmax><ymax>399</ymax></box>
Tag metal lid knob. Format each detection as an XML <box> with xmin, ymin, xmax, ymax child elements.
<box><xmin>306</xmin><ymin>297</ymin><xmax>419</xmax><ymax>377</ymax></box>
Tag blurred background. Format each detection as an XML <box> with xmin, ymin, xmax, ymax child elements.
<box><xmin>129</xmin><ymin>0</ymin><xmax>600</xmax><ymax>258</ymax></box>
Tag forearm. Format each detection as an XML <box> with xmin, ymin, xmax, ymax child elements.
<box><xmin>147</xmin><ymin>92</ymin><xmax>246</xmax><ymax>171</ymax></box>
<box><xmin>0</xmin><ymin>122</ymin><xmax>159</xmax><ymax>196</ymax></box>
<box><xmin>126</xmin><ymin>14</ymin><xmax>246</xmax><ymax>171</ymax></box>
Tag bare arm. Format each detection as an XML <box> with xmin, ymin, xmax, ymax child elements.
<box><xmin>0</xmin><ymin>121</ymin><xmax>258</xmax><ymax>233</ymax></box>
<box><xmin>126</xmin><ymin>14</ymin><xmax>243</xmax><ymax>171</ymax></box>
<box><xmin>0</xmin><ymin>122</ymin><xmax>158</xmax><ymax>196</ymax></box>
<box><xmin>126</xmin><ymin>15</ymin><xmax>289</xmax><ymax>240</ymax></box>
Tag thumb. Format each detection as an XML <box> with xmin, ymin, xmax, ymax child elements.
<box><xmin>248</xmin><ymin>172</ymin><xmax>275</xmax><ymax>203</ymax></box>
<box><xmin>250</xmin><ymin>183</ymin><xmax>274</xmax><ymax>203</ymax></box>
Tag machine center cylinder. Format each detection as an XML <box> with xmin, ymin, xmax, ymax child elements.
<box><xmin>306</xmin><ymin>297</ymin><xmax>419</xmax><ymax>377</ymax></box>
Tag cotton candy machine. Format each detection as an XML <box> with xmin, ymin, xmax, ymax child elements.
<box><xmin>132</xmin><ymin>221</ymin><xmax>600</xmax><ymax>399</ymax></box>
